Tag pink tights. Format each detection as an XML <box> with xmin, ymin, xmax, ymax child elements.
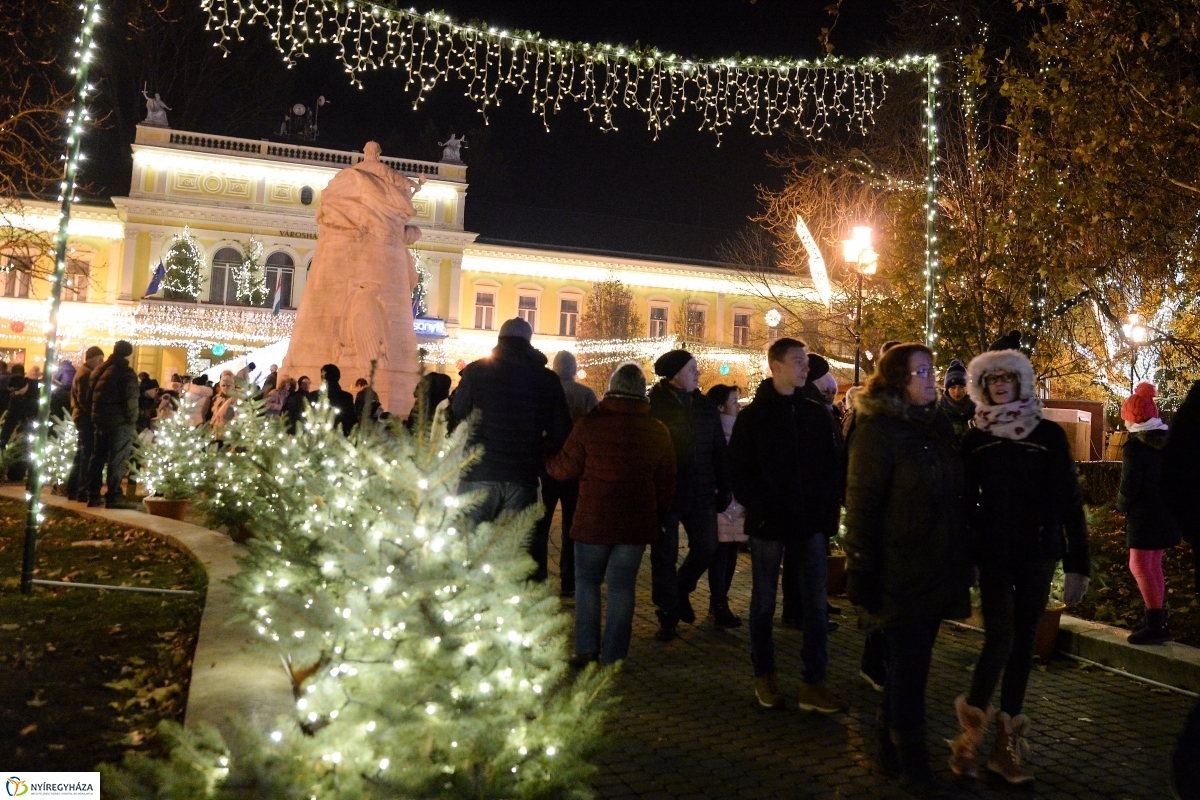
<box><xmin>1129</xmin><ymin>548</ymin><xmax>1165</xmax><ymax>610</ymax></box>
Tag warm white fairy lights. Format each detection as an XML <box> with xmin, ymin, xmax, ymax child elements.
<box><xmin>234</xmin><ymin>236</ymin><xmax>268</xmax><ymax>305</ymax></box>
<box><xmin>923</xmin><ymin>61</ymin><xmax>940</xmax><ymax>352</ymax></box>
<box><xmin>21</xmin><ymin>0</ymin><xmax>104</xmax><ymax>595</ymax></box>
<box><xmin>201</xmin><ymin>0</ymin><xmax>935</xmax><ymax>142</ymax></box>
<box><xmin>162</xmin><ymin>226</ymin><xmax>207</xmax><ymax>300</ymax></box>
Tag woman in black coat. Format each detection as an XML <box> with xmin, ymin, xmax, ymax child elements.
<box><xmin>949</xmin><ymin>347</ymin><xmax>1090</xmax><ymax>786</ymax></box>
<box><xmin>843</xmin><ymin>342</ymin><xmax>970</xmax><ymax>789</ymax></box>
<box><xmin>1117</xmin><ymin>382</ymin><xmax>1181</xmax><ymax>645</ymax></box>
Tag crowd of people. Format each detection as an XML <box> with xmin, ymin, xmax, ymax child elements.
<box><xmin>3</xmin><ymin>320</ymin><xmax>1196</xmax><ymax>794</ymax></box>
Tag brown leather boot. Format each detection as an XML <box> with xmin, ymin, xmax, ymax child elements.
<box><xmin>947</xmin><ymin>695</ymin><xmax>991</xmax><ymax>778</ymax></box>
<box><xmin>988</xmin><ymin>711</ymin><xmax>1034</xmax><ymax>785</ymax></box>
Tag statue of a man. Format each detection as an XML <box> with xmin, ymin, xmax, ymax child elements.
<box><xmin>438</xmin><ymin>133</ymin><xmax>466</xmax><ymax>163</ymax></box>
<box><xmin>283</xmin><ymin>142</ymin><xmax>427</xmax><ymax>416</ymax></box>
<box><xmin>142</xmin><ymin>88</ymin><xmax>171</xmax><ymax>127</ymax></box>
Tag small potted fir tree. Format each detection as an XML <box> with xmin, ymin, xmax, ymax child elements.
<box><xmin>134</xmin><ymin>397</ymin><xmax>211</xmax><ymax>520</ymax></box>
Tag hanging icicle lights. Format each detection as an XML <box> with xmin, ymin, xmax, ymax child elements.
<box><xmin>201</xmin><ymin>0</ymin><xmax>933</xmax><ymax>141</ymax></box>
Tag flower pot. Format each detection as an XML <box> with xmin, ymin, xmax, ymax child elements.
<box><xmin>144</xmin><ymin>496</ymin><xmax>189</xmax><ymax>521</ymax></box>
<box><xmin>827</xmin><ymin>554</ymin><xmax>847</xmax><ymax>596</ymax></box>
<box><xmin>1034</xmin><ymin>603</ymin><xmax>1067</xmax><ymax>659</ymax></box>
<box><xmin>124</xmin><ymin>480</ymin><xmax>140</xmax><ymax>500</ymax></box>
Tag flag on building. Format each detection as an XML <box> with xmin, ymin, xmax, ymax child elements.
<box><xmin>145</xmin><ymin>260</ymin><xmax>166</xmax><ymax>296</ymax></box>
<box><xmin>271</xmin><ymin>272</ymin><xmax>283</xmax><ymax>316</ymax></box>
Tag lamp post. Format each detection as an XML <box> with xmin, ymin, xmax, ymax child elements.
<box><xmin>842</xmin><ymin>226</ymin><xmax>878</xmax><ymax>386</ymax></box>
<box><xmin>1121</xmin><ymin>312</ymin><xmax>1148</xmax><ymax>392</ymax></box>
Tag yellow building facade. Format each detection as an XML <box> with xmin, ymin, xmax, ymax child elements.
<box><xmin>0</xmin><ymin>126</ymin><xmax>819</xmax><ymax>393</ymax></box>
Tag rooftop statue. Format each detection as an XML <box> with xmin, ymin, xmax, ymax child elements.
<box><xmin>438</xmin><ymin>133</ymin><xmax>466</xmax><ymax>163</ymax></box>
<box><xmin>142</xmin><ymin>87</ymin><xmax>171</xmax><ymax>127</ymax></box>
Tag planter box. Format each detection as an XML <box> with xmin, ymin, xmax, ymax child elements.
<box><xmin>827</xmin><ymin>554</ymin><xmax>847</xmax><ymax>596</ymax></box>
<box><xmin>1035</xmin><ymin>603</ymin><xmax>1067</xmax><ymax>659</ymax></box>
<box><xmin>144</xmin><ymin>497</ymin><xmax>189</xmax><ymax>521</ymax></box>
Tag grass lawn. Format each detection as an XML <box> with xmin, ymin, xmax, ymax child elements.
<box><xmin>0</xmin><ymin>497</ymin><xmax>206</xmax><ymax>771</ymax></box>
<box><xmin>1071</xmin><ymin>504</ymin><xmax>1199</xmax><ymax>648</ymax></box>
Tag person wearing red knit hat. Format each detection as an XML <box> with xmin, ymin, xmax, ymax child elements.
<box><xmin>1117</xmin><ymin>381</ymin><xmax>1181</xmax><ymax>645</ymax></box>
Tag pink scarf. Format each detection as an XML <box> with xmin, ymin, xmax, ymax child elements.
<box><xmin>973</xmin><ymin>396</ymin><xmax>1043</xmax><ymax>440</ymax></box>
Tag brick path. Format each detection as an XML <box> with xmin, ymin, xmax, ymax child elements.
<box><xmin>546</xmin><ymin>522</ymin><xmax>1192</xmax><ymax>799</ymax></box>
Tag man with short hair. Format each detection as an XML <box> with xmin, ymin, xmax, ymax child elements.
<box><xmin>321</xmin><ymin>364</ymin><xmax>356</xmax><ymax>436</ymax></box>
<box><xmin>261</xmin><ymin>363</ymin><xmax>280</xmax><ymax>393</ymax></box>
<box><xmin>87</xmin><ymin>340</ymin><xmax>139</xmax><ymax>509</ymax></box>
<box><xmin>728</xmin><ymin>337</ymin><xmax>844</xmax><ymax>713</ymax></box>
<box><xmin>648</xmin><ymin>349</ymin><xmax>730</xmax><ymax>642</ymax></box>
<box><xmin>451</xmin><ymin>318</ymin><xmax>572</xmax><ymax>554</ymax></box>
<box><xmin>67</xmin><ymin>346</ymin><xmax>104</xmax><ymax>501</ymax></box>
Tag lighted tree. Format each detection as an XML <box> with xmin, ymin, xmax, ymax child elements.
<box><xmin>233</xmin><ymin>237</ymin><xmax>268</xmax><ymax>306</ymax></box>
<box><xmin>577</xmin><ymin>279</ymin><xmax>642</xmax><ymax>341</ymax></box>
<box><xmin>162</xmin><ymin>226</ymin><xmax>206</xmax><ymax>301</ymax></box>
<box><xmin>42</xmin><ymin>413</ymin><xmax>77</xmax><ymax>490</ymax></box>
<box><xmin>105</xmin><ymin>396</ymin><xmax>613</xmax><ymax>798</ymax></box>
<box><xmin>133</xmin><ymin>398</ymin><xmax>212</xmax><ymax>500</ymax></box>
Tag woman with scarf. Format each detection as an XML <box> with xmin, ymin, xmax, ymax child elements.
<box><xmin>948</xmin><ymin>346</ymin><xmax>1090</xmax><ymax>786</ymax></box>
<box><xmin>1117</xmin><ymin>382</ymin><xmax>1181</xmax><ymax>645</ymax></box>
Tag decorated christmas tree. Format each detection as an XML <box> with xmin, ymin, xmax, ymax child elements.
<box><xmin>162</xmin><ymin>226</ymin><xmax>206</xmax><ymax>301</ymax></box>
<box><xmin>234</xmin><ymin>237</ymin><xmax>269</xmax><ymax>306</ymax></box>
<box><xmin>105</xmin><ymin>393</ymin><xmax>613</xmax><ymax>798</ymax></box>
<box><xmin>133</xmin><ymin>398</ymin><xmax>212</xmax><ymax>500</ymax></box>
<box><xmin>194</xmin><ymin>388</ymin><xmax>284</xmax><ymax>531</ymax></box>
<box><xmin>42</xmin><ymin>413</ymin><xmax>77</xmax><ymax>490</ymax></box>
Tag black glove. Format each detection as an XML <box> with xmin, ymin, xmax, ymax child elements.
<box><xmin>715</xmin><ymin>490</ymin><xmax>733</xmax><ymax>514</ymax></box>
<box><xmin>845</xmin><ymin>569</ymin><xmax>883</xmax><ymax>613</ymax></box>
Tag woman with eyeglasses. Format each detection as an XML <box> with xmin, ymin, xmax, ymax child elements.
<box><xmin>843</xmin><ymin>342</ymin><xmax>971</xmax><ymax>790</ymax></box>
<box><xmin>947</xmin><ymin>344</ymin><xmax>1090</xmax><ymax>786</ymax></box>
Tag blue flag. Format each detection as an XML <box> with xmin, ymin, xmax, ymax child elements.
<box><xmin>145</xmin><ymin>260</ymin><xmax>166</xmax><ymax>296</ymax></box>
<box><xmin>271</xmin><ymin>272</ymin><xmax>283</xmax><ymax>316</ymax></box>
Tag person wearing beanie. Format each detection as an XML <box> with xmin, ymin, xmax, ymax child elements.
<box><xmin>1117</xmin><ymin>381</ymin><xmax>1180</xmax><ymax>646</ymax></box>
<box><xmin>66</xmin><ymin>346</ymin><xmax>104</xmax><ymax>501</ymax></box>
<box><xmin>534</xmin><ymin>351</ymin><xmax>600</xmax><ymax>598</ymax></box>
<box><xmin>320</xmin><ymin>363</ymin><xmax>356</xmax><ymax>436</ymax></box>
<box><xmin>940</xmin><ymin>358</ymin><xmax>975</xmax><ymax>440</ymax></box>
<box><xmin>728</xmin><ymin>337</ymin><xmax>844</xmax><ymax>715</ymax></box>
<box><xmin>647</xmin><ymin>349</ymin><xmax>731</xmax><ymax>642</ymax></box>
<box><xmin>988</xmin><ymin>329</ymin><xmax>1022</xmax><ymax>353</ymax></box>
<box><xmin>546</xmin><ymin>363</ymin><xmax>675</xmax><ymax>666</ymax></box>
<box><xmin>86</xmin><ymin>340</ymin><xmax>140</xmax><ymax>508</ymax></box>
<box><xmin>451</xmin><ymin>319</ymin><xmax>572</xmax><ymax>576</ymax></box>
<box><xmin>948</xmin><ymin>347</ymin><xmax>1090</xmax><ymax>785</ymax></box>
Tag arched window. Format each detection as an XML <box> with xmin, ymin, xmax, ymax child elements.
<box><xmin>264</xmin><ymin>251</ymin><xmax>294</xmax><ymax>309</ymax></box>
<box><xmin>208</xmin><ymin>247</ymin><xmax>241</xmax><ymax>305</ymax></box>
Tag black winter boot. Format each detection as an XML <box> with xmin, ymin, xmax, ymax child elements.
<box><xmin>892</xmin><ymin>728</ymin><xmax>955</xmax><ymax>798</ymax></box>
<box><xmin>876</xmin><ymin>708</ymin><xmax>900</xmax><ymax>776</ymax></box>
<box><xmin>710</xmin><ymin>601</ymin><xmax>742</xmax><ymax>629</ymax></box>
<box><xmin>1128</xmin><ymin>608</ymin><xmax>1172</xmax><ymax>645</ymax></box>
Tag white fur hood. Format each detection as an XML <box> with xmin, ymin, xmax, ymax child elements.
<box><xmin>966</xmin><ymin>349</ymin><xmax>1036</xmax><ymax>406</ymax></box>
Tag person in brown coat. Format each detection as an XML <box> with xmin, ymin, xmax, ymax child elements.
<box><xmin>546</xmin><ymin>362</ymin><xmax>676</xmax><ymax>666</ymax></box>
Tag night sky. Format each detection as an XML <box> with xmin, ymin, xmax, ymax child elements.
<box><xmin>96</xmin><ymin>0</ymin><xmax>901</xmax><ymax>261</ymax></box>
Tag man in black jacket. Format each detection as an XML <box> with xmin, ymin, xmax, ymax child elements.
<box><xmin>728</xmin><ymin>337</ymin><xmax>844</xmax><ymax>714</ymax></box>
<box><xmin>648</xmin><ymin>349</ymin><xmax>730</xmax><ymax>641</ymax></box>
<box><xmin>67</xmin><ymin>346</ymin><xmax>104</xmax><ymax>501</ymax></box>
<box><xmin>320</xmin><ymin>364</ymin><xmax>356</xmax><ymax>436</ymax></box>
<box><xmin>450</xmin><ymin>318</ymin><xmax>571</xmax><ymax>579</ymax></box>
<box><xmin>87</xmin><ymin>340</ymin><xmax>139</xmax><ymax>508</ymax></box>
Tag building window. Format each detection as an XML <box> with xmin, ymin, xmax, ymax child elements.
<box><xmin>518</xmin><ymin>294</ymin><xmax>537</xmax><ymax>330</ymax></box>
<box><xmin>559</xmin><ymin>298</ymin><xmax>579</xmax><ymax>337</ymax></box>
<box><xmin>733</xmin><ymin>312</ymin><xmax>751</xmax><ymax>347</ymax></box>
<box><xmin>687</xmin><ymin>303</ymin><xmax>706</xmax><ymax>340</ymax></box>
<box><xmin>63</xmin><ymin>254</ymin><xmax>90</xmax><ymax>302</ymax></box>
<box><xmin>474</xmin><ymin>291</ymin><xmax>495</xmax><ymax>330</ymax></box>
<box><xmin>649</xmin><ymin>305</ymin><xmax>668</xmax><ymax>337</ymax></box>
<box><xmin>0</xmin><ymin>255</ymin><xmax>32</xmax><ymax>299</ymax></box>
<box><xmin>263</xmin><ymin>251</ymin><xmax>295</xmax><ymax>309</ymax></box>
<box><xmin>208</xmin><ymin>247</ymin><xmax>241</xmax><ymax>305</ymax></box>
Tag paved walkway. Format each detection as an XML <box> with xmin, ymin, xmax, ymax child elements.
<box><xmin>545</xmin><ymin>521</ymin><xmax>1192</xmax><ymax>799</ymax></box>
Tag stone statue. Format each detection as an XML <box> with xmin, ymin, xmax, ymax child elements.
<box><xmin>438</xmin><ymin>133</ymin><xmax>466</xmax><ymax>163</ymax></box>
<box><xmin>283</xmin><ymin>141</ymin><xmax>426</xmax><ymax>417</ymax></box>
<box><xmin>142</xmin><ymin>87</ymin><xmax>171</xmax><ymax>127</ymax></box>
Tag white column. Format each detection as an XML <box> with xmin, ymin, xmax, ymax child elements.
<box><xmin>144</xmin><ymin>232</ymin><xmax>167</xmax><ymax>298</ymax></box>
<box><xmin>119</xmin><ymin>230</ymin><xmax>139</xmax><ymax>300</ymax></box>
<box><xmin>716</xmin><ymin>293</ymin><xmax>726</xmax><ymax>342</ymax></box>
<box><xmin>446</xmin><ymin>255</ymin><xmax>463</xmax><ymax>329</ymax></box>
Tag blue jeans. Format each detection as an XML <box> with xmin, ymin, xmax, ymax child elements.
<box><xmin>88</xmin><ymin>423</ymin><xmax>134</xmax><ymax>504</ymax></box>
<box><xmin>575</xmin><ymin>543</ymin><xmax>645</xmax><ymax>664</ymax></box>
<box><xmin>651</xmin><ymin>505</ymin><xmax>718</xmax><ymax>625</ymax></box>
<box><xmin>882</xmin><ymin>619</ymin><xmax>941</xmax><ymax>733</ymax></box>
<box><xmin>748</xmin><ymin>534</ymin><xmax>828</xmax><ymax>683</ymax></box>
<box><xmin>460</xmin><ymin>480</ymin><xmax>538</xmax><ymax>525</ymax></box>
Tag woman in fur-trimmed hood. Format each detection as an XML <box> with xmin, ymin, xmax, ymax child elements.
<box><xmin>948</xmin><ymin>346</ymin><xmax>1091</xmax><ymax>786</ymax></box>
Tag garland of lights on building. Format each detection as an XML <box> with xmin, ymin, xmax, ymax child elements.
<box><xmin>200</xmin><ymin>1</ymin><xmax>942</xmax><ymax>347</ymax></box>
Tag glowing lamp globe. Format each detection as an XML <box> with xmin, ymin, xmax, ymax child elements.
<box><xmin>211</xmin><ymin>343</ymin><xmax>227</xmax><ymax>357</ymax></box>
<box><xmin>10</xmin><ymin>321</ymin><xmax>25</xmax><ymax>334</ymax></box>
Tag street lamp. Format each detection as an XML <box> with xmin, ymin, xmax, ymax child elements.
<box><xmin>765</xmin><ymin>308</ymin><xmax>781</xmax><ymax>343</ymax></box>
<box><xmin>1122</xmin><ymin>312</ymin><xmax>1148</xmax><ymax>392</ymax></box>
<box><xmin>843</xmin><ymin>226</ymin><xmax>879</xmax><ymax>385</ymax></box>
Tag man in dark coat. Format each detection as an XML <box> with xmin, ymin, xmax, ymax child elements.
<box><xmin>87</xmin><ymin>340</ymin><xmax>139</xmax><ymax>508</ymax></box>
<box><xmin>1161</xmin><ymin>380</ymin><xmax>1200</xmax><ymax>797</ymax></box>
<box><xmin>647</xmin><ymin>349</ymin><xmax>730</xmax><ymax>641</ymax></box>
<box><xmin>728</xmin><ymin>337</ymin><xmax>844</xmax><ymax>713</ymax></box>
<box><xmin>67</xmin><ymin>346</ymin><xmax>104</xmax><ymax>501</ymax></box>
<box><xmin>319</xmin><ymin>364</ymin><xmax>356</xmax><ymax>436</ymax></box>
<box><xmin>0</xmin><ymin>364</ymin><xmax>39</xmax><ymax>482</ymax></box>
<box><xmin>451</xmin><ymin>317</ymin><xmax>572</xmax><ymax>579</ymax></box>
